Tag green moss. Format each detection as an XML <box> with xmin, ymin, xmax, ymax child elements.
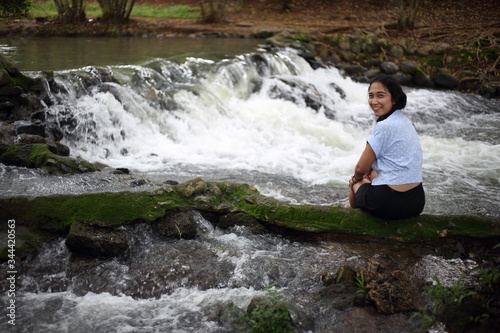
<box><xmin>1</xmin><ymin>180</ymin><xmax>498</xmax><ymax>255</ymax></box>
<box><xmin>0</xmin><ymin>143</ymin><xmax>96</xmax><ymax>173</ymax></box>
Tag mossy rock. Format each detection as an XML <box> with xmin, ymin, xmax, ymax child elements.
<box><xmin>1</xmin><ymin>179</ymin><xmax>499</xmax><ymax>260</ymax></box>
<box><xmin>0</xmin><ymin>53</ymin><xmax>33</xmax><ymax>91</ymax></box>
<box><xmin>0</xmin><ymin>143</ymin><xmax>96</xmax><ymax>174</ymax></box>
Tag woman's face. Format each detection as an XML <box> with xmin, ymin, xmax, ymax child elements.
<box><xmin>368</xmin><ymin>82</ymin><xmax>395</xmax><ymax>118</ymax></box>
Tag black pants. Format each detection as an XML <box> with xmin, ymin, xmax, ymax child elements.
<box><xmin>355</xmin><ymin>183</ymin><xmax>425</xmax><ymax>220</ymax></box>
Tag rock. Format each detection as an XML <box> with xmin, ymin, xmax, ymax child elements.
<box><xmin>153</xmin><ymin>210</ymin><xmax>199</xmax><ymax>239</ymax></box>
<box><xmin>338</xmin><ymin>39</ymin><xmax>351</xmax><ymax>50</ymax></box>
<box><xmin>364</xmin><ymin>69</ymin><xmax>381</xmax><ymax>79</ymax></box>
<box><xmin>0</xmin><ymin>68</ymin><xmax>10</xmax><ymax>86</ymax></box>
<box><xmin>0</xmin><ymin>100</ymin><xmax>14</xmax><ymax>113</ymax></box>
<box><xmin>400</xmin><ymin>61</ymin><xmax>419</xmax><ymax>76</ymax></box>
<box><xmin>65</xmin><ymin>221</ymin><xmax>130</xmax><ymax>257</ymax></box>
<box><xmin>0</xmin><ymin>86</ymin><xmax>24</xmax><ymax>96</ymax></box>
<box><xmin>433</xmin><ymin>42</ymin><xmax>451</xmax><ymax>54</ymax></box>
<box><xmin>15</xmin><ymin>120</ymin><xmax>46</xmax><ymax>136</ymax></box>
<box><xmin>336</xmin><ymin>264</ymin><xmax>356</xmax><ymax>284</ymax></box>
<box><xmin>393</xmin><ymin>73</ymin><xmax>413</xmax><ymax>86</ymax></box>
<box><xmin>176</xmin><ymin>177</ymin><xmax>209</xmax><ymax>197</ymax></box>
<box><xmin>367</xmin><ymin>270</ymin><xmax>422</xmax><ymax>314</ymax></box>
<box><xmin>433</xmin><ymin>69</ymin><xmax>459</xmax><ymax>89</ymax></box>
<box><xmin>0</xmin><ymin>143</ymin><xmax>96</xmax><ymax>174</ymax></box>
<box><xmin>17</xmin><ymin>133</ymin><xmax>46</xmax><ymax>144</ymax></box>
<box><xmin>380</xmin><ymin>61</ymin><xmax>399</xmax><ymax>74</ymax></box>
<box><xmin>345</xmin><ymin>65</ymin><xmax>366</xmax><ymax>75</ymax></box>
<box><xmin>389</xmin><ymin>45</ymin><xmax>405</xmax><ymax>58</ymax></box>
<box><xmin>414</xmin><ymin>69</ymin><xmax>435</xmax><ymax>88</ymax></box>
<box><xmin>416</xmin><ymin>44</ymin><xmax>434</xmax><ymax>57</ymax></box>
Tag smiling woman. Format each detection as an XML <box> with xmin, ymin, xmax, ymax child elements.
<box><xmin>349</xmin><ymin>75</ymin><xmax>425</xmax><ymax>220</ymax></box>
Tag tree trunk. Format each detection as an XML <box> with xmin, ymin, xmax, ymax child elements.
<box><xmin>97</xmin><ymin>0</ymin><xmax>135</xmax><ymax>24</ymax></box>
<box><xmin>397</xmin><ymin>0</ymin><xmax>421</xmax><ymax>32</ymax></box>
<box><xmin>53</xmin><ymin>0</ymin><xmax>85</xmax><ymax>24</ymax></box>
<box><xmin>199</xmin><ymin>0</ymin><xmax>228</xmax><ymax>23</ymax></box>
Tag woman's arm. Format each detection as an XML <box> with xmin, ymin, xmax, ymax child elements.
<box><xmin>354</xmin><ymin>143</ymin><xmax>376</xmax><ymax>180</ymax></box>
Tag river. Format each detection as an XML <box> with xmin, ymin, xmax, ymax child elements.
<box><xmin>0</xmin><ymin>37</ymin><xmax>499</xmax><ymax>332</ymax></box>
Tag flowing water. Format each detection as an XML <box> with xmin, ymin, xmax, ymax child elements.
<box><xmin>0</xmin><ymin>37</ymin><xmax>499</xmax><ymax>332</ymax></box>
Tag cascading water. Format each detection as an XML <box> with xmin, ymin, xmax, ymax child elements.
<box><xmin>1</xmin><ymin>214</ymin><xmax>479</xmax><ymax>333</ymax></box>
<box><xmin>1</xmin><ymin>41</ymin><xmax>499</xmax><ymax>332</ymax></box>
<box><xmin>15</xmin><ymin>48</ymin><xmax>500</xmax><ymax>216</ymax></box>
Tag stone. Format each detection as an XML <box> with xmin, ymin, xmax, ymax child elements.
<box><xmin>0</xmin><ymin>86</ymin><xmax>23</xmax><ymax>96</ymax></box>
<box><xmin>433</xmin><ymin>69</ymin><xmax>459</xmax><ymax>89</ymax></box>
<box><xmin>15</xmin><ymin>121</ymin><xmax>46</xmax><ymax>136</ymax></box>
<box><xmin>414</xmin><ymin>70</ymin><xmax>435</xmax><ymax>88</ymax></box>
<box><xmin>389</xmin><ymin>45</ymin><xmax>405</xmax><ymax>58</ymax></box>
<box><xmin>65</xmin><ymin>221</ymin><xmax>130</xmax><ymax>257</ymax></box>
<box><xmin>176</xmin><ymin>177</ymin><xmax>208</xmax><ymax>197</ymax></box>
<box><xmin>17</xmin><ymin>133</ymin><xmax>46</xmax><ymax>144</ymax></box>
<box><xmin>367</xmin><ymin>270</ymin><xmax>422</xmax><ymax>314</ymax></box>
<box><xmin>339</xmin><ymin>50</ymin><xmax>354</xmax><ymax>62</ymax></box>
<box><xmin>364</xmin><ymin>69</ymin><xmax>381</xmax><ymax>79</ymax></box>
<box><xmin>335</xmin><ymin>264</ymin><xmax>356</xmax><ymax>284</ymax></box>
<box><xmin>400</xmin><ymin>61</ymin><xmax>419</xmax><ymax>75</ymax></box>
<box><xmin>153</xmin><ymin>210</ymin><xmax>199</xmax><ymax>239</ymax></box>
<box><xmin>393</xmin><ymin>73</ymin><xmax>413</xmax><ymax>86</ymax></box>
<box><xmin>338</xmin><ymin>39</ymin><xmax>351</xmax><ymax>50</ymax></box>
<box><xmin>416</xmin><ymin>44</ymin><xmax>434</xmax><ymax>57</ymax></box>
<box><xmin>0</xmin><ymin>69</ymin><xmax>10</xmax><ymax>86</ymax></box>
<box><xmin>380</xmin><ymin>61</ymin><xmax>399</xmax><ymax>74</ymax></box>
<box><xmin>433</xmin><ymin>42</ymin><xmax>451</xmax><ymax>54</ymax></box>
<box><xmin>345</xmin><ymin>65</ymin><xmax>366</xmax><ymax>75</ymax></box>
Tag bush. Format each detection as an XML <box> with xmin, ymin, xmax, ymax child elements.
<box><xmin>0</xmin><ymin>0</ymin><xmax>31</xmax><ymax>16</ymax></box>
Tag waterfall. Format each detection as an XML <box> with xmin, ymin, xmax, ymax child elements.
<box><xmin>42</xmin><ymin>49</ymin><xmax>500</xmax><ymax>217</ymax></box>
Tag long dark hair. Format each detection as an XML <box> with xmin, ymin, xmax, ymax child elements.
<box><xmin>369</xmin><ymin>75</ymin><xmax>407</xmax><ymax>122</ymax></box>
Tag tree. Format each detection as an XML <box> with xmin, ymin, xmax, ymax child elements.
<box><xmin>53</xmin><ymin>0</ymin><xmax>85</xmax><ymax>24</ymax></box>
<box><xmin>199</xmin><ymin>0</ymin><xmax>228</xmax><ymax>23</ymax></box>
<box><xmin>397</xmin><ymin>0</ymin><xmax>421</xmax><ymax>31</ymax></box>
<box><xmin>97</xmin><ymin>0</ymin><xmax>135</xmax><ymax>24</ymax></box>
<box><xmin>0</xmin><ymin>0</ymin><xmax>30</xmax><ymax>16</ymax></box>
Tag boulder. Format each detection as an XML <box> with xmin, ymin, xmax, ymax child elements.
<box><xmin>414</xmin><ymin>69</ymin><xmax>435</xmax><ymax>88</ymax></box>
<box><xmin>400</xmin><ymin>61</ymin><xmax>419</xmax><ymax>76</ymax></box>
<box><xmin>367</xmin><ymin>270</ymin><xmax>422</xmax><ymax>314</ymax></box>
<box><xmin>380</xmin><ymin>61</ymin><xmax>399</xmax><ymax>74</ymax></box>
<box><xmin>153</xmin><ymin>210</ymin><xmax>198</xmax><ymax>239</ymax></box>
<box><xmin>0</xmin><ymin>143</ymin><xmax>97</xmax><ymax>174</ymax></box>
<box><xmin>433</xmin><ymin>69</ymin><xmax>459</xmax><ymax>89</ymax></box>
<box><xmin>389</xmin><ymin>45</ymin><xmax>405</xmax><ymax>59</ymax></box>
<box><xmin>65</xmin><ymin>221</ymin><xmax>130</xmax><ymax>257</ymax></box>
<box><xmin>393</xmin><ymin>73</ymin><xmax>413</xmax><ymax>86</ymax></box>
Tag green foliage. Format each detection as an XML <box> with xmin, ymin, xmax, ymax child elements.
<box><xmin>29</xmin><ymin>0</ymin><xmax>100</xmax><ymax>18</ymax></box>
<box><xmin>426</xmin><ymin>276</ymin><xmax>477</xmax><ymax>313</ymax></box>
<box><xmin>131</xmin><ymin>4</ymin><xmax>200</xmax><ymax>19</ymax></box>
<box><xmin>411</xmin><ymin>275</ymin><xmax>478</xmax><ymax>331</ymax></box>
<box><xmin>354</xmin><ymin>270</ymin><xmax>366</xmax><ymax>293</ymax></box>
<box><xmin>232</xmin><ymin>287</ymin><xmax>293</xmax><ymax>333</ymax></box>
<box><xmin>476</xmin><ymin>266</ymin><xmax>500</xmax><ymax>291</ymax></box>
<box><xmin>0</xmin><ymin>0</ymin><xmax>31</xmax><ymax>17</ymax></box>
<box><xmin>29</xmin><ymin>1</ymin><xmax>200</xmax><ymax>19</ymax></box>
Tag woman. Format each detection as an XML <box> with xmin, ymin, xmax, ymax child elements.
<box><xmin>348</xmin><ymin>75</ymin><xmax>425</xmax><ymax>219</ymax></box>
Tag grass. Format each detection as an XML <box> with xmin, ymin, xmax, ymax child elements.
<box><xmin>28</xmin><ymin>0</ymin><xmax>200</xmax><ymax>19</ymax></box>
